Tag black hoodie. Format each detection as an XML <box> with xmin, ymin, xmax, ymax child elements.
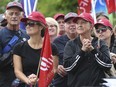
<box><xmin>63</xmin><ymin>36</ymin><xmax>112</xmax><ymax>87</ymax></box>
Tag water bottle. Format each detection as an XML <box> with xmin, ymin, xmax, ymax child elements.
<box><xmin>11</xmin><ymin>78</ymin><xmax>20</xmax><ymax>87</ymax></box>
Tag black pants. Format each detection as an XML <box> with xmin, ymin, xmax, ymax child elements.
<box><xmin>51</xmin><ymin>76</ymin><xmax>69</xmax><ymax>87</ymax></box>
<box><xmin>0</xmin><ymin>69</ymin><xmax>15</xmax><ymax>87</ymax></box>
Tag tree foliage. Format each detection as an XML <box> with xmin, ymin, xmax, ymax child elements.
<box><xmin>0</xmin><ymin>0</ymin><xmax>11</xmax><ymax>13</ymax></box>
<box><xmin>0</xmin><ymin>0</ymin><xmax>78</xmax><ymax>16</ymax></box>
<box><xmin>37</xmin><ymin>0</ymin><xmax>78</xmax><ymax>17</ymax></box>
<box><xmin>0</xmin><ymin>0</ymin><xmax>115</xmax><ymax>26</ymax></box>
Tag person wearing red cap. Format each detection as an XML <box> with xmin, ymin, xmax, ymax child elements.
<box><xmin>54</xmin><ymin>13</ymin><xmax>65</xmax><ymax>36</ymax></box>
<box><xmin>94</xmin><ymin>18</ymin><xmax>116</xmax><ymax>71</ymax></box>
<box><xmin>0</xmin><ymin>1</ymin><xmax>29</xmax><ymax>87</ymax></box>
<box><xmin>63</xmin><ymin>13</ymin><xmax>112</xmax><ymax>87</ymax></box>
<box><xmin>13</xmin><ymin>11</ymin><xmax>59</xmax><ymax>87</ymax></box>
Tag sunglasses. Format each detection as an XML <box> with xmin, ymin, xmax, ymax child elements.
<box><xmin>96</xmin><ymin>27</ymin><xmax>108</xmax><ymax>33</ymax></box>
<box><xmin>26</xmin><ymin>22</ymin><xmax>40</xmax><ymax>27</ymax></box>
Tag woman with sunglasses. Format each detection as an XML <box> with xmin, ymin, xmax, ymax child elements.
<box><xmin>94</xmin><ymin>18</ymin><xmax>116</xmax><ymax>75</ymax></box>
<box><xmin>12</xmin><ymin>11</ymin><xmax>59</xmax><ymax>87</ymax></box>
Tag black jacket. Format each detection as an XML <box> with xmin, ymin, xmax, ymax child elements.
<box><xmin>63</xmin><ymin>36</ymin><xmax>112</xmax><ymax>87</ymax></box>
<box><xmin>0</xmin><ymin>27</ymin><xmax>29</xmax><ymax>87</ymax></box>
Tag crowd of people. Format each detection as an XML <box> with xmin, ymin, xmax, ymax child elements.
<box><xmin>0</xmin><ymin>1</ymin><xmax>116</xmax><ymax>87</ymax></box>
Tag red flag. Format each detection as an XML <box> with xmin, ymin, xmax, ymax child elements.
<box><xmin>38</xmin><ymin>28</ymin><xmax>54</xmax><ymax>87</ymax></box>
<box><xmin>78</xmin><ymin>0</ymin><xmax>92</xmax><ymax>14</ymax></box>
<box><xmin>106</xmin><ymin>0</ymin><xmax>116</xmax><ymax>14</ymax></box>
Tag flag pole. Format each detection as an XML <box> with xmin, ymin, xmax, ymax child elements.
<box><xmin>33</xmin><ymin>56</ymin><xmax>42</xmax><ymax>87</ymax></box>
<box><xmin>28</xmin><ymin>0</ymin><xmax>32</xmax><ymax>15</ymax></box>
<box><xmin>91</xmin><ymin>0</ymin><xmax>97</xmax><ymax>38</ymax></box>
<box><xmin>77</xmin><ymin>6</ymin><xmax>82</xmax><ymax>15</ymax></box>
<box><xmin>91</xmin><ymin>0</ymin><xmax>97</xmax><ymax>23</ymax></box>
<box><xmin>24</xmin><ymin>0</ymin><xmax>28</xmax><ymax>17</ymax></box>
<box><xmin>33</xmin><ymin>0</ymin><xmax>38</xmax><ymax>11</ymax></box>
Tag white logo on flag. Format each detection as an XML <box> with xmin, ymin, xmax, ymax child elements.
<box><xmin>40</xmin><ymin>57</ymin><xmax>53</xmax><ymax>71</ymax></box>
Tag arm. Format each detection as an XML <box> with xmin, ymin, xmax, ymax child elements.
<box><xmin>13</xmin><ymin>54</ymin><xmax>31</xmax><ymax>85</ymax></box>
<box><xmin>52</xmin><ymin>55</ymin><xmax>59</xmax><ymax>74</ymax></box>
<box><xmin>91</xmin><ymin>40</ymin><xmax>112</xmax><ymax>70</ymax></box>
<box><xmin>52</xmin><ymin>40</ymin><xmax>67</xmax><ymax>77</ymax></box>
<box><xmin>0</xmin><ymin>37</ymin><xmax>13</xmax><ymax>69</ymax></box>
<box><xmin>110</xmin><ymin>52</ymin><xmax>116</xmax><ymax>64</ymax></box>
<box><xmin>63</xmin><ymin>40</ymin><xmax>86</xmax><ymax>72</ymax></box>
<box><xmin>81</xmin><ymin>38</ymin><xmax>112</xmax><ymax>70</ymax></box>
<box><xmin>53</xmin><ymin>51</ymin><xmax>67</xmax><ymax>77</ymax></box>
<box><xmin>13</xmin><ymin>54</ymin><xmax>38</xmax><ymax>85</ymax></box>
<box><xmin>53</xmin><ymin>38</ymin><xmax>65</xmax><ymax>65</ymax></box>
<box><xmin>51</xmin><ymin>43</ymin><xmax>59</xmax><ymax>74</ymax></box>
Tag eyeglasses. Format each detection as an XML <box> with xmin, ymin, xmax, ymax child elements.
<box><xmin>96</xmin><ymin>27</ymin><xmax>107</xmax><ymax>33</ymax></box>
<box><xmin>26</xmin><ymin>22</ymin><xmax>40</xmax><ymax>27</ymax></box>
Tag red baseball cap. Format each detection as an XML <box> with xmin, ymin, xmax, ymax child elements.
<box><xmin>54</xmin><ymin>13</ymin><xmax>64</xmax><ymax>20</ymax></box>
<box><xmin>94</xmin><ymin>18</ymin><xmax>113</xmax><ymax>30</ymax></box>
<box><xmin>73</xmin><ymin>12</ymin><xmax>94</xmax><ymax>25</ymax></box>
<box><xmin>6</xmin><ymin>1</ymin><xmax>23</xmax><ymax>11</ymax></box>
<box><xmin>21</xmin><ymin>11</ymin><xmax>47</xmax><ymax>26</ymax></box>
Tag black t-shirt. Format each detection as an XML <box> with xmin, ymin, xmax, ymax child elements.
<box><xmin>13</xmin><ymin>41</ymin><xmax>58</xmax><ymax>76</ymax></box>
<box><xmin>53</xmin><ymin>35</ymin><xmax>70</xmax><ymax>86</ymax></box>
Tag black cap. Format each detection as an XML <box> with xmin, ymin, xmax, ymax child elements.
<box><xmin>6</xmin><ymin>1</ymin><xmax>23</xmax><ymax>11</ymax></box>
<box><xmin>64</xmin><ymin>12</ymin><xmax>78</xmax><ymax>22</ymax></box>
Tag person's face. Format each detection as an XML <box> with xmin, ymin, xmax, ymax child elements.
<box><xmin>5</xmin><ymin>8</ymin><xmax>22</xmax><ymax>26</ymax></box>
<box><xmin>48</xmin><ymin>23</ymin><xmax>57</xmax><ymax>36</ymax></box>
<box><xmin>95</xmin><ymin>25</ymin><xmax>112</xmax><ymax>40</ymax></box>
<box><xmin>26</xmin><ymin>20</ymin><xmax>43</xmax><ymax>36</ymax></box>
<box><xmin>65</xmin><ymin>18</ymin><xmax>77</xmax><ymax>35</ymax></box>
<box><xmin>76</xmin><ymin>18</ymin><xmax>92</xmax><ymax>35</ymax></box>
<box><xmin>57</xmin><ymin>17</ymin><xmax>65</xmax><ymax>33</ymax></box>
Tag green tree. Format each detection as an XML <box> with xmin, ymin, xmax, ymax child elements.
<box><xmin>0</xmin><ymin>0</ymin><xmax>115</xmax><ymax>26</ymax></box>
<box><xmin>0</xmin><ymin>0</ymin><xmax>12</xmax><ymax>13</ymax></box>
<box><xmin>37</xmin><ymin>0</ymin><xmax>78</xmax><ymax>17</ymax></box>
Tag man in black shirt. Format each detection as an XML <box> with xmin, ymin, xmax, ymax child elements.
<box><xmin>52</xmin><ymin>12</ymin><xmax>78</xmax><ymax>87</ymax></box>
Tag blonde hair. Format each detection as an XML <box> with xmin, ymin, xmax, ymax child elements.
<box><xmin>45</xmin><ymin>17</ymin><xmax>59</xmax><ymax>36</ymax></box>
